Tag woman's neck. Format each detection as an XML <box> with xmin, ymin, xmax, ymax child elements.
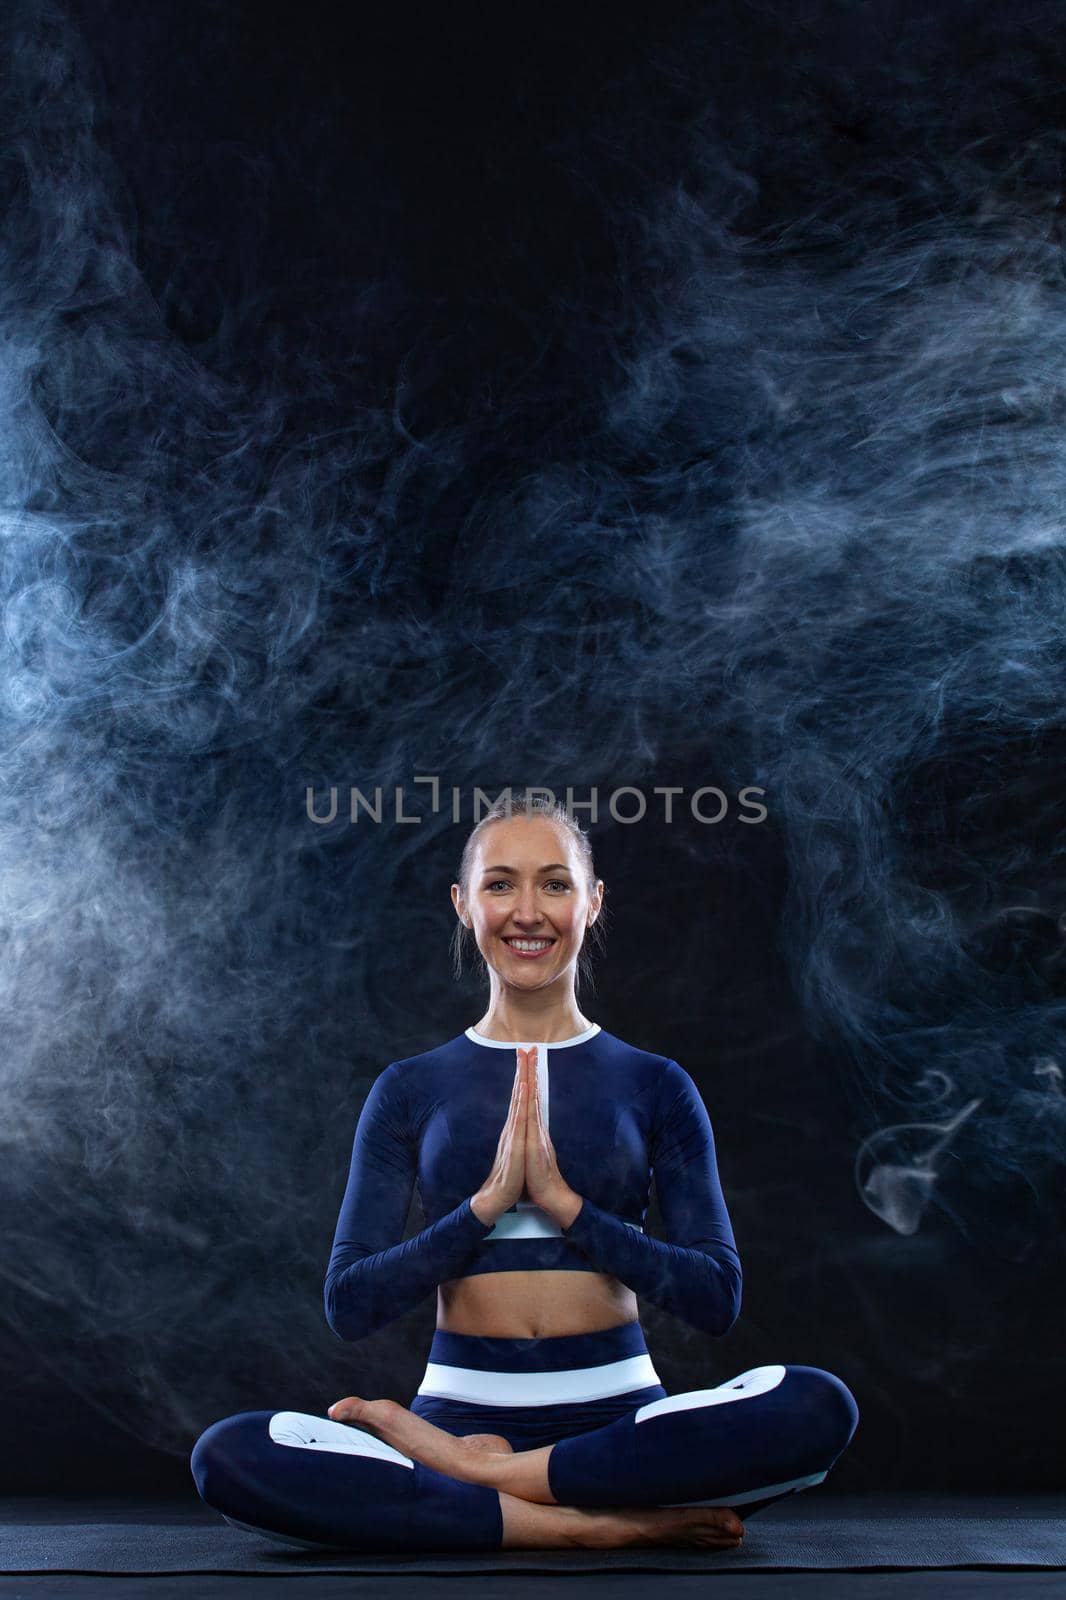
<box><xmin>472</xmin><ymin>1000</ymin><xmax>592</xmax><ymax>1044</ymax></box>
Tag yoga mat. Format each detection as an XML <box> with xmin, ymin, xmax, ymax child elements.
<box><xmin>3</xmin><ymin>1494</ymin><xmax>1063</xmax><ymax>1573</ymax></box>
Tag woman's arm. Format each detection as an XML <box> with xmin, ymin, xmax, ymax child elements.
<box><xmin>559</xmin><ymin>1058</ymin><xmax>742</xmax><ymax>1337</ymax></box>
<box><xmin>323</xmin><ymin>1065</ymin><xmax>493</xmax><ymax>1342</ymax></box>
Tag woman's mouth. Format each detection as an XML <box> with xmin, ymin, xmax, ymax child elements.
<box><xmin>502</xmin><ymin>937</ymin><xmax>556</xmax><ymax>959</ymax></box>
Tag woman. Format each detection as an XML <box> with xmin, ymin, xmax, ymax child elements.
<box><xmin>191</xmin><ymin>792</ymin><xmax>859</xmax><ymax>1551</ymax></box>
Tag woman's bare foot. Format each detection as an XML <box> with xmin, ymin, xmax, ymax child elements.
<box><xmin>327</xmin><ymin>1396</ymin><xmax>512</xmax><ymax>1482</ymax></box>
<box><xmin>499</xmin><ymin>1493</ymin><xmax>745</xmax><ymax>1550</ymax></box>
<box><xmin>598</xmin><ymin>1503</ymin><xmax>745</xmax><ymax>1549</ymax></box>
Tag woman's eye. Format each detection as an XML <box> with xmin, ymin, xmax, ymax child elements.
<box><xmin>485</xmin><ymin>880</ymin><xmax>571</xmax><ymax>892</ymax></box>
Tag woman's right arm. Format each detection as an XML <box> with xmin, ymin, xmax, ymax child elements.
<box><xmin>323</xmin><ymin>1063</ymin><xmax>494</xmax><ymax>1342</ymax></box>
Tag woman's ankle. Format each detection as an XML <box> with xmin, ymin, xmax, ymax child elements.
<box><xmin>498</xmin><ymin>1494</ymin><xmax>625</xmax><ymax>1549</ymax></box>
<box><xmin>473</xmin><ymin>1444</ymin><xmax>555</xmax><ymax>1503</ymax></box>
<box><xmin>497</xmin><ymin>1495</ymin><xmax>744</xmax><ymax>1551</ymax></box>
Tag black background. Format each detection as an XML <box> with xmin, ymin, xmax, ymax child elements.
<box><xmin>4</xmin><ymin>0</ymin><xmax>1065</xmax><ymax>1494</ymax></box>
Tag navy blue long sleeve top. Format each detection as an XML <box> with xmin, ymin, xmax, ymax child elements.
<box><xmin>324</xmin><ymin>1021</ymin><xmax>742</xmax><ymax>1342</ymax></box>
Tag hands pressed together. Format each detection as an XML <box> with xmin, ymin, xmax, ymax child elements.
<box><xmin>328</xmin><ymin>1047</ymin><xmax>584</xmax><ymax>1428</ymax></box>
<box><xmin>469</xmin><ymin>1046</ymin><xmax>584</xmax><ymax>1231</ymax></box>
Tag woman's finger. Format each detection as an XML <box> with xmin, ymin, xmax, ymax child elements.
<box><xmin>509</xmin><ymin>1049</ymin><xmax>531</xmax><ymax>1127</ymax></box>
<box><xmin>530</xmin><ymin>1052</ymin><xmax>545</xmax><ymax>1126</ymax></box>
<box><xmin>507</xmin><ymin>1056</ymin><xmax>524</xmax><ymax>1125</ymax></box>
<box><xmin>523</xmin><ymin>1048</ymin><xmax>536</xmax><ymax>1106</ymax></box>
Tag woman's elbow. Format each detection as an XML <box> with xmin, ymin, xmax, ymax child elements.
<box><xmin>323</xmin><ymin>1291</ymin><xmax>355</xmax><ymax>1342</ymax></box>
<box><xmin>323</xmin><ymin>1275</ymin><xmax>377</xmax><ymax>1343</ymax></box>
<box><xmin>717</xmin><ymin>1260</ymin><xmax>742</xmax><ymax>1324</ymax></box>
<box><xmin>715</xmin><ymin>1294</ymin><xmax>741</xmax><ymax>1338</ymax></box>
<box><xmin>706</xmin><ymin>1261</ymin><xmax>742</xmax><ymax>1337</ymax></box>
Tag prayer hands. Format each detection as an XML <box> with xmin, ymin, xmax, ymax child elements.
<box><xmin>520</xmin><ymin>1046</ymin><xmax>583</xmax><ymax>1226</ymax></box>
<box><xmin>471</xmin><ymin>1047</ymin><xmax>583</xmax><ymax>1230</ymax></box>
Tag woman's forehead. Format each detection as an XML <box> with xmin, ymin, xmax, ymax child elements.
<box><xmin>474</xmin><ymin>815</ymin><xmax>574</xmax><ymax>864</ymax></box>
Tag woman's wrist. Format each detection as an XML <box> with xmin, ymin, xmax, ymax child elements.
<box><xmin>547</xmin><ymin>1190</ymin><xmax>582</xmax><ymax>1222</ymax></box>
<box><xmin>470</xmin><ymin>1189</ymin><xmax>505</xmax><ymax>1226</ymax></box>
<box><xmin>471</xmin><ymin>1186</ymin><xmax>584</xmax><ymax>1228</ymax></box>
<box><xmin>543</xmin><ymin>1187</ymin><xmax>584</xmax><ymax>1230</ymax></box>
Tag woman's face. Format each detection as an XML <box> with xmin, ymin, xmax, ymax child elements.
<box><xmin>453</xmin><ymin>816</ymin><xmax>602</xmax><ymax>991</ymax></box>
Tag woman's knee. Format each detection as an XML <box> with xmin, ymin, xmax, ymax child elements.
<box><xmin>786</xmin><ymin>1365</ymin><xmax>859</xmax><ymax>1460</ymax></box>
<box><xmin>190</xmin><ymin>1410</ymin><xmax>271</xmax><ymax>1510</ymax></box>
<box><xmin>189</xmin><ymin>1409</ymin><xmax>504</xmax><ymax>1552</ymax></box>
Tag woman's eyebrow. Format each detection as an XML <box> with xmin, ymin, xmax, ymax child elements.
<box><xmin>480</xmin><ymin>863</ymin><xmax>571</xmax><ymax>874</ymax></box>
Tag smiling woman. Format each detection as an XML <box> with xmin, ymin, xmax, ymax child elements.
<box><xmin>449</xmin><ymin>797</ymin><xmax>606</xmax><ymax>1011</ymax></box>
<box><xmin>189</xmin><ymin>790</ymin><xmax>859</xmax><ymax>1552</ymax></box>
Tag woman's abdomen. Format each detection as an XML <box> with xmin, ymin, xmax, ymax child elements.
<box><xmin>436</xmin><ymin>1269</ymin><xmax>639</xmax><ymax>1338</ymax></box>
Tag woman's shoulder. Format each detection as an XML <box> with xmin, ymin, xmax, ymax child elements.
<box><xmin>593</xmin><ymin>1027</ymin><xmax>680</xmax><ymax>1074</ymax></box>
<box><xmin>375</xmin><ymin>1032</ymin><xmax>480</xmax><ymax>1097</ymax></box>
<box><xmin>387</xmin><ymin>1032</ymin><xmax>476</xmax><ymax>1073</ymax></box>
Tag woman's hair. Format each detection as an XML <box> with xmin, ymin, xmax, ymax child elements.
<box><xmin>450</xmin><ymin>789</ymin><xmax>607</xmax><ymax>993</ymax></box>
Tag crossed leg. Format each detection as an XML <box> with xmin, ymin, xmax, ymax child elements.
<box><xmin>327</xmin><ymin>1404</ymin><xmax>745</xmax><ymax>1549</ymax></box>
<box><xmin>191</xmin><ymin>1366</ymin><xmax>855</xmax><ymax>1552</ymax></box>
<box><xmin>193</xmin><ymin>1406</ymin><xmax>744</xmax><ymax>1551</ymax></box>
<box><xmin>330</xmin><ymin>1362</ymin><xmax>859</xmax><ymax>1539</ymax></box>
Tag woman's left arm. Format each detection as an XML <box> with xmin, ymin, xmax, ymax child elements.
<box><xmin>556</xmin><ymin>1058</ymin><xmax>743</xmax><ymax>1337</ymax></box>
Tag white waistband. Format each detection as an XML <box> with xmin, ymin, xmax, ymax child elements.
<box><xmin>416</xmin><ymin>1352</ymin><xmax>662</xmax><ymax>1407</ymax></box>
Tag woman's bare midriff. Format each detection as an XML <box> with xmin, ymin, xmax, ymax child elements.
<box><xmin>436</xmin><ymin>1270</ymin><xmax>639</xmax><ymax>1338</ymax></box>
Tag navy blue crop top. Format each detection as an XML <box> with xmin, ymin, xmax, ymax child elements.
<box><xmin>324</xmin><ymin>1023</ymin><xmax>742</xmax><ymax>1342</ymax></box>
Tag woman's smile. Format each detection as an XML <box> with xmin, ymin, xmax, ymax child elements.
<box><xmin>502</xmin><ymin>936</ymin><xmax>557</xmax><ymax>959</ymax></box>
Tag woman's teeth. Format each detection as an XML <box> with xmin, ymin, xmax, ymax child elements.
<box><xmin>504</xmin><ymin>938</ymin><xmax>554</xmax><ymax>953</ymax></box>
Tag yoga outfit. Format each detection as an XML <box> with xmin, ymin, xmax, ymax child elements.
<box><xmin>190</xmin><ymin>1024</ymin><xmax>859</xmax><ymax>1550</ymax></box>
<box><xmin>322</xmin><ymin>1023</ymin><xmax>743</xmax><ymax>1339</ymax></box>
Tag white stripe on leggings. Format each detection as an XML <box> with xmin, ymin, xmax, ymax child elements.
<box><xmin>663</xmin><ymin>1468</ymin><xmax>828</xmax><ymax>1507</ymax></box>
<box><xmin>268</xmin><ymin>1410</ymin><xmax>414</xmax><ymax>1467</ymax></box>
<box><xmin>417</xmin><ymin>1352</ymin><xmax>662</xmax><ymax>1406</ymax></box>
<box><xmin>635</xmin><ymin>1364</ymin><xmax>787</xmax><ymax>1420</ymax></box>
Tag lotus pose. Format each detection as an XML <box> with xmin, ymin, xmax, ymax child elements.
<box><xmin>191</xmin><ymin>792</ymin><xmax>858</xmax><ymax>1551</ymax></box>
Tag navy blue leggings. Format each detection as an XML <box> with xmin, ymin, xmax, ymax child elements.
<box><xmin>190</xmin><ymin>1321</ymin><xmax>859</xmax><ymax>1552</ymax></box>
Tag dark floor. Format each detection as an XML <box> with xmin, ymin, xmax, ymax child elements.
<box><xmin>1</xmin><ymin>1493</ymin><xmax>1062</xmax><ymax>1600</ymax></box>
<box><xmin>6</xmin><ymin>1574</ymin><xmax>1066</xmax><ymax>1599</ymax></box>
